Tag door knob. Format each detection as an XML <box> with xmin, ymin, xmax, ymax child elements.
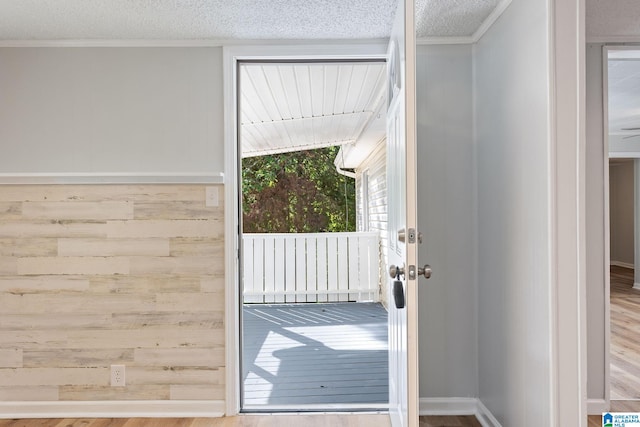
<box><xmin>389</xmin><ymin>264</ymin><xmax>404</xmax><ymax>279</ymax></box>
<box><xmin>418</xmin><ymin>264</ymin><xmax>432</xmax><ymax>279</ymax></box>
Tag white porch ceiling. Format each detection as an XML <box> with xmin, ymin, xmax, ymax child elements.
<box><xmin>240</xmin><ymin>62</ymin><xmax>386</xmax><ymax>158</ymax></box>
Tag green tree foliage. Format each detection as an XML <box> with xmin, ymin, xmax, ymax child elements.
<box><xmin>242</xmin><ymin>146</ymin><xmax>356</xmax><ymax>233</ymax></box>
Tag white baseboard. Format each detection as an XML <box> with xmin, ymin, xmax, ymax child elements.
<box><xmin>587</xmin><ymin>398</ymin><xmax>608</xmax><ymax>415</ymax></box>
<box><xmin>0</xmin><ymin>400</ymin><xmax>225</xmax><ymax>419</ymax></box>
<box><xmin>611</xmin><ymin>260</ymin><xmax>634</xmax><ymax>269</ymax></box>
<box><xmin>419</xmin><ymin>398</ymin><xmax>501</xmax><ymax>427</ymax></box>
<box><xmin>475</xmin><ymin>400</ymin><xmax>501</xmax><ymax>427</ymax></box>
<box><xmin>419</xmin><ymin>397</ymin><xmax>478</xmax><ymax>415</ymax></box>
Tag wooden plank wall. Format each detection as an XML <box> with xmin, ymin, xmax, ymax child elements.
<box><xmin>0</xmin><ymin>184</ymin><xmax>225</xmax><ymax>402</ymax></box>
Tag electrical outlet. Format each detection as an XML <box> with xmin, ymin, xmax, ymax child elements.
<box><xmin>111</xmin><ymin>364</ymin><xmax>125</xmax><ymax>387</ymax></box>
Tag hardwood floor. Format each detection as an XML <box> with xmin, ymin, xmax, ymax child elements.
<box><xmin>586</xmin><ymin>266</ymin><xmax>640</xmax><ymax>425</ymax></box>
<box><xmin>0</xmin><ymin>416</ymin><xmax>481</xmax><ymax>427</ymax></box>
<box><xmin>419</xmin><ymin>416</ymin><xmax>481</xmax><ymax>426</ymax></box>
<box><xmin>610</xmin><ymin>265</ymin><xmax>640</xmax><ymax>401</ymax></box>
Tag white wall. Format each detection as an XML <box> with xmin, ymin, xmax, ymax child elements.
<box><xmin>416</xmin><ymin>44</ymin><xmax>477</xmax><ymax>399</ymax></box>
<box><xmin>0</xmin><ymin>47</ymin><xmax>224</xmax><ymax>174</ymax></box>
<box><xmin>610</xmin><ymin>160</ymin><xmax>635</xmax><ymax>266</ymax></box>
<box><xmin>474</xmin><ymin>0</ymin><xmax>551</xmax><ymax>423</ymax></box>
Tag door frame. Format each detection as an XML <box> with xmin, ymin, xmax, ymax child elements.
<box><xmin>601</xmin><ymin>44</ymin><xmax>640</xmax><ymax>409</ymax></box>
<box><xmin>223</xmin><ymin>42</ymin><xmax>387</xmax><ymax>415</ymax></box>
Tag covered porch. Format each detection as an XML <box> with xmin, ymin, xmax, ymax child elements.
<box><xmin>241</xmin><ymin>232</ymin><xmax>388</xmax><ymax>407</ymax></box>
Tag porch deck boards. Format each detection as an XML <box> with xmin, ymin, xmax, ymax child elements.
<box><xmin>242</xmin><ymin>302</ymin><xmax>389</xmax><ymax>406</ymax></box>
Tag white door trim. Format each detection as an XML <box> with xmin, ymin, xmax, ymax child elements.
<box><xmin>602</xmin><ymin>44</ymin><xmax>613</xmax><ymax>412</ymax></box>
<box><xmin>549</xmin><ymin>0</ymin><xmax>587</xmax><ymax>424</ymax></box>
<box><xmin>222</xmin><ymin>42</ymin><xmax>386</xmax><ymax>416</ymax></box>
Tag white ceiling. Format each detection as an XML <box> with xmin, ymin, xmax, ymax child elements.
<box><xmin>0</xmin><ymin>0</ymin><xmax>502</xmax><ymax>41</ymax></box>
<box><xmin>608</xmin><ymin>58</ymin><xmax>640</xmax><ymax>136</ymax></box>
<box><xmin>586</xmin><ymin>0</ymin><xmax>640</xmax><ymax>40</ymax></box>
<box><xmin>240</xmin><ymin>62</ymin><xmax>386</xmax><ymax>158</ymax></box>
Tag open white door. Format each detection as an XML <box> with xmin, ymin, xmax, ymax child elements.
<box><xmin>387</xmin><ymin>0</ymin><xmax>419</xmax><ymax>426</ymax></box>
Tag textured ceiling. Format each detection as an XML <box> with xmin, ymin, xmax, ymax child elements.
<box><xmin>0</xmin><ymin>0</ymin><xmax>501</xmax><ymax>41</ymax></box>
<box><xmin>0</xmin><ymin>0</ymin><xmax>636</xmax><ymax>41</ymax></box>
<box><xmin>416</xmin><ymin>0</ymin><xmax>500</xmax><ymax>38</ymax></box>
<box><xmin>586</xmin><ymin>0</ymin><xmax>640</xmax><ymax>39</ymax></box>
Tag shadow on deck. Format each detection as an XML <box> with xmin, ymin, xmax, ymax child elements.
<box><xmin>242</xmin><ymin>302</ymin><xmax>389</xmax><ymax>407</ymax></box>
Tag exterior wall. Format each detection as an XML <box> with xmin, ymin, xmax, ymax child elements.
<box><xmin>0</xmin><ymin>184</ymin><xmax>225</xmax><ymax>402</ymax></box>
<box><xmin>356</xmin><ymin>141</ymin><xmax>388</xmax><ymax>307</ymax></box>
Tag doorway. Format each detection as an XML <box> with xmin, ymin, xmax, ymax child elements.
<box><xmin>236</xmin><ymin>59</ymin><xmax>390</xmax><ymax>411</ymax></box>
<box><xmin>608</xmin><ymin>158</ymin><xmax>639</xmax><ymax>404</ymax></box>
<box><xmin>605</xmin><ymin>47</ymin><xmax>640</xmax><ymax>410</ymax></box>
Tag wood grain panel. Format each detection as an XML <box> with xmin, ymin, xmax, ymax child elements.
<box><xmin>0</xmin><ymin>328</ymin><xmax>224</xmax><ymax>349</ymax></box>
<box><xmin>129</xmin><ymin>257</ymin><xmax>218</xmax><ymax>275</ymax></box>
<box><xmin>0</xmin><ymin>184</ymin><xmax>225</xmax><ymax>403</ymax></box>
<box><xmin>0</xmin><ymin>185</ymin><xmax>217</xmax><ymax>203</ymax></box>
<box><xmin>134</xmin><ymin>202</ymin><xmax>222</xmax><ymax>220</ymax></box>
<box><xmin>0</xmin><ymin>386</ymin><xmax>58</xmax><ymax>401</ymax></box>
<box><xmin>1</xmin><ymin>367</ymin><xmax>108</xmax><ymax>386</ymax></box>
<box><xmin>17</xmin><ymin>257</ymin><xmax>130</xmax><ymax>275</ymax></box>
<box><xmin>22</xmin><ymin>201</ymin><xmax>134</xmax><ymax>220</ymax></box>
<box><xmin>0</xmin><ymin>348</ymin><xmax>22</xmax><ymax>367</ymax></box>
<box><xmin>0</xmin><ymin>202</ymin><xmax>21</xmax><ymax>219</ymax></box>
<box><xmin>58</xmin><ymin>238</ymin><xmax>170</xmax><ymax>257</ymax></box>
<box><xmin>125</xmin><ymin>367</ymin><xmax>223</xmax><ymax>385</ymax></box>
<box><xmin>23</xmin><ymin>349</ymin><xmax>134</xmax><ymax>368</ymax></box>
<box><xmin>88</xmin><ymin>275</ymin><xmax>201</xmax><ymax>294</ymax></box>
<box><xmin>0</xmin><ymin>294</ymin><xmax>155</xmax><ymax>314</ymax></box>
<box><xmin>155</xmin><ymin>293</ymin><xmax>226</xmax><ymax>312</ymax></box>
<box><xmin>0</xmin><ymin>277</ymin><xmax>90</xmax><ymax>294</ymax></box>
<box><xmin>106</xmin><ymin>220</ymin><xmax>222</xmax><ymax>239</ymax></box>
<box><xmin>170</xmin><ymin>237</ymin><xmax>224</xmax><ymax>256</ymax></box>
<box><xmin>0</xmin><ymin>257</ymin><xmax>17</xmax><ymax>274</ymax></box>
<box><xmin>134</xmin><ymin>348</ymin><xmax>224</xmax><ymax>368</ymax></box>
<box><xmin>169</xmin><ymin>384</ymin><xmax>225</xmax><ymax>400</ymax></box>
<box><xmin>0</xmin><ymin>314</ymin><xmax>112</xmax><ymax>330</ymax></box>
<box><xmin>0</xmin><ymin>222</ymin><xmax>107</xmax><ymax>238</ymax></box>
<box><xmin>58</xmin><ymin>385</ymin><xmax>170</xmax><ymax>401</ymax></box>
<box><xmin>0</xmin><ymin>238</ymin><xmax>58</xmax><ymax>257</ymax></box>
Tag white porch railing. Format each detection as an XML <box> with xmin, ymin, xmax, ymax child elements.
<box><xmin>242</xmin><ymin>232</ymin><xmax>380</xmax><ymax>303</ymax></box>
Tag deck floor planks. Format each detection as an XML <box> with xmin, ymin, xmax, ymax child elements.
<box><xmin>242</xmin><ymin>302</ymin><xmax>389</xmax><ymax>406</ymax></box>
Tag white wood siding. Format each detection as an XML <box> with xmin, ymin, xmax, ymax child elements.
<box><xmin>355</xmin><ymin>140</ymin><xmax>387</xmax><ymax>307</ymax></box>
